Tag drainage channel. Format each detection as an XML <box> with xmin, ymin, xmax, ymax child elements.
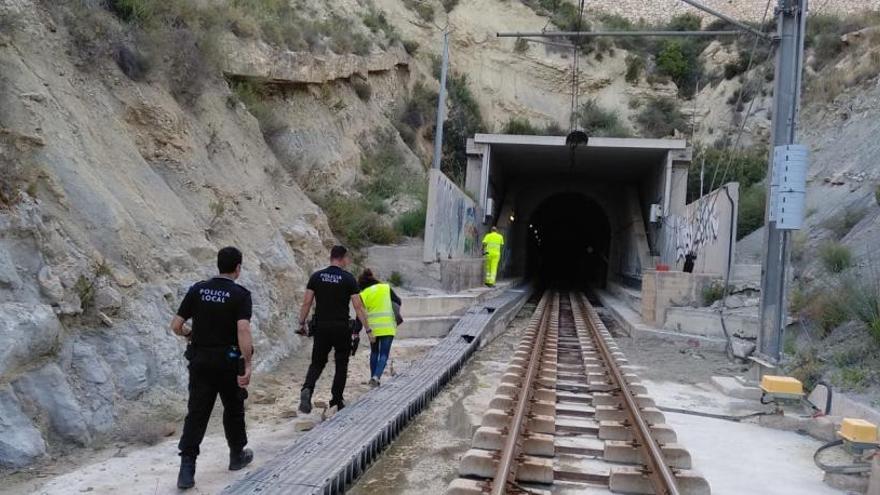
<box><xmin>448</xmin><ymin>291</ymin><xmax>711</xmax><ymax>495</ymax></box>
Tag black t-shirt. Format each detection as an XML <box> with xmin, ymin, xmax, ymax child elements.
<box><xmin>176</xmin><ymin>277</ymin><xmax>252</xmax><ymax>347</ymax></box>
<box><xmin>306</xmin><ymin>266</ymin><xmax>359</xmax><ymax>323</ymax></box>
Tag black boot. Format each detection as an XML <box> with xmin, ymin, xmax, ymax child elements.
<box><xmin>329</xmin><ymin>398</ymin><xmax>345</xmax><ymax>410</ymax></box>
<box><xmin>298</xmin><ymin>387</ymin><xmax>312</xmax><ymax>414</ymax></box>
<box><xmin>177</xmin><ymin>455</ymin><xmax>196</xmax><ymax>490</ymax></box>
<box><xmin>229</xmin><ymin>448</ymin><xmax>254</xmax><ymax>471</ymax></box>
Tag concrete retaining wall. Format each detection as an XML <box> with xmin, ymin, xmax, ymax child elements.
<box><xmin>664</xmin><ymin>307</ymin><xmax>758</xmax><ymax>339</ymax></box>
<box><xmin>424</xmin><ymin>170</ymin><xmax>480</xmax><ymax>263</ymax></box>
<box><xmin>665</xmin><ymin>183</ymin><xmax>739</xmax><ymax>276</ymax></box>
<box><xmin>440</xmin><ymin>258</ymin><xmax>483</xmax><ymax>292</ymax></box>
<box><xmin>641</xmin><ymin>270</ymin><xmax>718</xmax><ymax>326</ymax></box>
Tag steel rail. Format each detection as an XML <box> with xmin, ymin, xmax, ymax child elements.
<box><xmin>490</xmin><ymin>292</ymin><xmax>556</xmax><ymax>495</ymax></box>
<box><xmin>576</xmin><ymin>295</ymin><xmax>681</xmax><ymax>495</ymax></box>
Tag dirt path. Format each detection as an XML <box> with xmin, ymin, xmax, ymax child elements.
<box><xmin>1</xmin><ymin>338</ymin><xmax>437</xmax><ymax>495</ymax></box>
<box><xmin>348</xmin><ymin>302</ymin><xmax>537</xmax><ymax>495</ymax></box>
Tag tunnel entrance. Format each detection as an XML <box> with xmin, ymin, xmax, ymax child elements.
<box><xmin>526</xmin><ymin>193</ymin><xmax>611</xmax><ymax>290</ymax></box>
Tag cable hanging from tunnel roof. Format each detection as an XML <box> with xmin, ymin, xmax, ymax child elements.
<box><xmin>568</xmin><ymin>0</ymin><xmax>587</xmax><ymax>133</ymax></box>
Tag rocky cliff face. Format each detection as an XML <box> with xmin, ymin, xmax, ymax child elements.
<box><xmin>0</xmin><ymin>1</ymin><xmax>339</xmax><ymax>467</ymax></box>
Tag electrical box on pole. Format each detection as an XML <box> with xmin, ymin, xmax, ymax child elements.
<box><xmin>770</xmin><ymin>144</ymin><xmax>808</xmax><ymax>230</ymax></box>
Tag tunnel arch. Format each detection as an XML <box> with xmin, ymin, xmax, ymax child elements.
<box><xmin>524</xmin><ymin>193</ymin><xmax>613</xmax><ymax>290</ymax></box>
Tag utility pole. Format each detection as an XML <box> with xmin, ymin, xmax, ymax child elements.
<box><xmin>756</xmin><ymin>0</ymin><xmax>808</xmax><ymax>368</ymax></box>
<box><xmin>432</xmin><ymin>29</ymin><xmax>450</xmax><ymax>170</ymax></box>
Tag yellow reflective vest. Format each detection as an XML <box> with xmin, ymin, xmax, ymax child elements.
<box><xmin>482</xmin><ymin>231</ymin><xmax>505</xmax><ymax>256</ymax></box>
<box><xmin>360</xmin><ymin>283</ymin><xmax>397</xmax><ymax>337</ymax></box>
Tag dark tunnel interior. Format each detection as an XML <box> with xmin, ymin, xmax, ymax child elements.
<box><xmin>526</xmin><ymin>193</ymin><xmax>612</xmax><ymax>290</ymax></box>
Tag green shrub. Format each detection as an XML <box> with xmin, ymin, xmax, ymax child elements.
<box><xmin>635</xmin><ymin>96</ymin><xmax>685</xmax><ymax>138</ymax></box>
<box><xmin>403</xmin><ymin>0</ymin><xmax>434</xmax><ymax>22</ymax></box>
<box><xmin>820</xmin><ymin>242</ymin><xmax>853</xmax><ymax>273</ymax></box>
<box><xmin>688</xmin><ymin>145</ymin><xmax>767</xmax><ymax>202</ymax></box>
<box><xmin>502</xmin><ymin>117</ymin><xmax>541</xmax><ymax>135</ymax></box>
<box><xmin>397</xmin><ymin>83</ymin><xmax>437</xmax><ymax>147</ymax></box>
<box><xmin>363</xmin><ymin>7</ymin><xmax>399</xmax><ymax>45</ymax></box>
<box><xmin>352</xmin><ymin>78</ymin><xmax>372</xmax><ymax>102</ymax></box>
<box><xmin>575</xmin><ymin>100</ymin><xmax>630</xmax><ymax>137</ymax></box>
<box><xmin>875</xmin><ymin>184</ymin><xmax>880</xmax><ymax>206</ymax></box>
<box><xmin>442</xmin><ymin>0</ymin><xmax>460</xmax><ymax>12</ymax></box>
<box><xmin>702</xmin><ymin>281</ymin><xmax>728</xmax><ymax>306</ymax></box>
<box><xmin>403</xmin><ymin>39</ymin><xmax>420</xmax><ymax>55</ymax></box>
<box><xmin>655</xmin><ymin>39</ymin><xmax>704</xmax><ymax>98</ymax></box>
<box><xmin>666</xmin><ymin>13</ymin><xmax>702</xmax><ymax>32</ymax></box>
<box><xmin>839</xmin><ymin>273</ymin><xmax>880</xmax><ymax>344</ymax></box>
<box><xmin>317</xmin><ymin>195</ymin><xmax>398</xmax><ymax>248</ymax></box>
<box><xmin>837</xmin><ymin>367</ymin><xmax>868</xmax><ymax>390</ymax></box>
<box><xmin>359</xmin><ymin>133</ymin><xmax>420</xmax><ymax>208</ymax></box>
<box><xmin>231</xmin><ymin>80</ymin><xmax>286</xmax><ymax>136</ymax></box>
<box><xmin>395</xmin><ymin>204</ymin><xmax>427</xmax><ymax>237</ymax></box>
<box><xmin>389</xmin><ymin>271</ymin><xmax>405</xmax><ymax>287</ymax></box>
<box><xmin>514</xmin><ymin>38</ymin><xmax>529</xmax><ymax>54</ymax></box>
<box><xmin>737</xmin><ymin>183</ymin><xmax>766</xmax><ymax>240</ymax></box>
<box><xmin>625</xmin><ymin>54</ymin><xmax>644</xmax><ymax>84</ymax></box>
<box><xmin>105</xmin><ymin>0</ymin><xmax>155</xmax><ymax>24</ymax></box>
<box><xmin>789</xmin><ymin>348</ymin><xmax>823</xmax><ymax>391</ymax></box>
<box><xmin>442</xmin><ymin>74</ymin><xmax>485</xmax><ymax>184</ymax></box>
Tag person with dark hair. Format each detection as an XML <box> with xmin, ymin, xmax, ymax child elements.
<box><xmin>297</xmin><ymin>245</ymin><xmax>371</xmax><ymax>413</ymax></box>
<box><xmin>170</xmin><ymin>246</ymin><xmax>254</xmax><ymax>490</ymax></box>
<box><xmin>357</xmin><ymin>269</ymin><xmax>402</xmax><ymax>387</ymax></box>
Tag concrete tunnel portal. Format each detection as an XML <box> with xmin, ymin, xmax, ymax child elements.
<box><xmin>457</xmin><ymin>134</ymin><xmax>697</xmax><ymax>290</ymax></box>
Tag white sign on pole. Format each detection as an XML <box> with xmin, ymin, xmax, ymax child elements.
<box><xmin>771</xmin><ymin>144</ymin><xmax>808</xmax><ymax>230</ymax></box>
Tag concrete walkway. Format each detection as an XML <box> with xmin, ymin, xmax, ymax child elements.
<box><xmin>645</xmin><ymin>379</ymin><xmax>844</xmax><ymax>495</ymax></box>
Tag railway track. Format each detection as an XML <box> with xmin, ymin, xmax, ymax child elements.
<box><xmin>448</xmin><ymin>291</ymin><xmax>710</xmax><ymax>495</ymax></box>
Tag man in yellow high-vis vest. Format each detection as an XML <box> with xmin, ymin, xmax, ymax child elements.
<box><xmin>358</xmin><ymin>269</ymin><xmax>401</xmax><ymax>387</ymax></box>
<box><xmin>482</xmin><ymin>227</ymin><xmax>504</xmax><ymax>287</ymax></box>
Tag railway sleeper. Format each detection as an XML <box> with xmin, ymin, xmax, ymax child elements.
<box><xmin>471</xmin><ymin>426</ymin><xmax>555</xmax><ymax>456</ymax></box>
<box><xmin>603</xmin><ymin>440</ymin><xmax>693</xmax><ymax>469</ymax></box>
<box><xmin>488</xmin><ymin>395</ymin><xmax>556</xmax><ymax>416</ymax></box>
<box><xmin>592</xmin><ymin>392</ymin><xmax>657</xmax><ymax>409</ymax></box>
<box><xmin>594</xmin><ymin>405</ymin><xmax>666</xmax><ymax>425</ymax></box>
<box><xmin>458</xmin><ymin>449</ymin><xmax>555</xmax><ymax>484</ymax></box>
<box><xmin>609</xmin><ymin>466</ymin><xmax>711</xmax><ymax>495</ymax></box>
<box><xmin>481</xmin><ymin>409</ymin><xmax>556</xmax><ymax>434</ymax></box>
<box><xmin>598</xmin><ymin>420</ymin><xmax>678</xmax><ymax>444</ymax></box>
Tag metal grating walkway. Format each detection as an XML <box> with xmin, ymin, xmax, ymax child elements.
<box><xmin>222</xmin><ymin>286</ymin><xmax>531</xmax><ymax>495</ymax></box>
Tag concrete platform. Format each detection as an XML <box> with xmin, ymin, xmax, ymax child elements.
<box><xmin>397</xmin><ymin>316</ymin><xmax>459</xmax><ymax>338</ymax></box>
<box><xmin>222</xmin><ymin>285</ymin><xmax>531</xmax><ymax>495</ymax></box>
<box><xmin>711</xmin><ymin>376</ymin><xmax>763</xmax><ymax>401</ymax></box>
<box><xmin>664</xmin><ymin>307</ymin><xmax>758</xmax><ymax>339</ymax></box>
<box><xmin>595</xmin><ymin>290</ymin><xmax>727</xmax><ymax>351</ymax></box>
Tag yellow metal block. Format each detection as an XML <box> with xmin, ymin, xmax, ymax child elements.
<box><xmin>839</xmin><ymin>418</ymin><xmax>878</xmax><ymax>444</ymax></box>
<box><xmin>759</xmin><ymin>375</ymin><xmax>804</xmax><ymax>396</ymax></box>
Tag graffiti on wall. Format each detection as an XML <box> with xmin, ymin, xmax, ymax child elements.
<box><xmin>426</xmin><ymin>170</ymin><xmax>480</xmax><ymax>260</ymax></box>
<box><xmin>670</xmin><ymin>197</ymin><xmax>720</xmax><ymax>261</ymax></box>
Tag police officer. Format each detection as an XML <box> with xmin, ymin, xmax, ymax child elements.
<box><xmin>482</xmin><ymin>226</ymin><xmax>505</xmax><ymax>287</ymax></box>
<box><xmin>297</xmin><ymin>245</ymin><xmax>372</xmax><ymax>413</ymax></box>
<box><xmin>170</xmin><ymin>246</ymin><xmax>254</xmax><ymax>490</ymax></box>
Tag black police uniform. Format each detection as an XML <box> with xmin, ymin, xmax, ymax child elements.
<box><xmin>176</xmin><ymin>276</ymin><xmax>252</xmax><ymax>458</ymax></box>
<box><xmin>301</xmin><ymin>266</ymin><xmax>359</xmax><ymax>406</ymax></box>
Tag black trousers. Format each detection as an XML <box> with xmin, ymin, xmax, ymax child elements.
<box><xmin>301</xmin><ymin>324</ymin><xmax>351</xmax><ymax>404</ymax></box>
<box><xmin>178</xmin><ymin>352</ymin><xmax>247</xmax><ymax>458</ymax></box>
